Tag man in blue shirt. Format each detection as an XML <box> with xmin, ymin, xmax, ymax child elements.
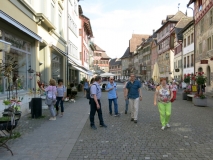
<box><xmin>90</xmin><ymin>76</ymin><xmax>107</xmax><ymax>130</ymax></box>
<box><xmin>106</xmin><ymin>76</ymin><xmax>120</xmax><ymax>117</ymax></box>
<box><xmin>125</xmin><ymin>73</ymin><xmax>142</xmax><ymax>123</ymax></box>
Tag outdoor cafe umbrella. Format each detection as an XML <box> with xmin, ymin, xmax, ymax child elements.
<box><xmin>100</xmin><ymin>72</ymin><xmax>115</xmax><ymax>77</ymax></box>
<box><xmin>152</xmin><ymin>62</ymin><xmax>160</xmax><ymax>83</ymax></box>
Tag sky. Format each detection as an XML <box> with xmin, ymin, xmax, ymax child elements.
<box><xmin>79</xmin><ymin>0</ymin><xmax>193</xmax><ymax>59</ymax></box>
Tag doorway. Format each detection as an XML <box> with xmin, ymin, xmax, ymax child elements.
<box><xmin>207</xmin><ymin>66</ymin><xmax>211</xmax><ymax>86</ymax></box>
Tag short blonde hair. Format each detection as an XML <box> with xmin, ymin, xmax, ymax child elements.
<box><xmin>49</xmin><ymin>79</ymin><xmax>56</xmax><ymax>86</ymax></box>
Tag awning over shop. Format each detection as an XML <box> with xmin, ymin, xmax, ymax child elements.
<box><xmin>72</xmin><ymin>65</ymin><xmax>88</xmax><ymax>75</ymax></box>
<box><xmin>50</xmin><ymin>45</ymin><xmax>67</xmax><ymax>56</ymax></box>
<box><xmin>0</xmin><ymin>10</ymin><xmax>42</xmax><ymax>42</ymax></box>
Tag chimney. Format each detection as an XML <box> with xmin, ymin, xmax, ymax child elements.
<box><xmin>153</xmin><ymin>29</ymin><xmax>155</xmax><ymax>33</ymax></box>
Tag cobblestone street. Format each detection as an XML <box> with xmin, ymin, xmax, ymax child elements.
<box><xmin>68</xmin><ymin>84</ymin><xmax>213</xmax><ymax>160</ymax></box>
<box><xmin>1</xmin><ymin>84</ymin><xmax>213</xmax><ymax>160</ymax></box>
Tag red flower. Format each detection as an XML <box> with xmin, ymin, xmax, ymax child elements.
<box><xmin>202</xmin><ymin>72</ymin><xmax>204</xmax><ymax>74</ymax></box>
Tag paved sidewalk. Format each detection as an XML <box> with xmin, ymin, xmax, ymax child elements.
<box><xmin>0</xmin><ymin>92</ymin><xmax>90</xmax><ymax>160</ymax></box>
<box><xmin>69</xmin><ymin>86</ymin><xmax>213</xmax><ymax>160</ymax></box>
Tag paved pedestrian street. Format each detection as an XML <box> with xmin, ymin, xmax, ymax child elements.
<box><xmin>68</xmin><ymin>85</ymin><xmax>213</xmax><ymax>160</ymax></box>
<box><xmin>1</xmin><ymin>84</ymin><xmax>213</xmax><ymax>160</ymax></box>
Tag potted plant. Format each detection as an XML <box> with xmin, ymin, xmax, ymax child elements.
<box><xmin>191</xmin><ymin>72</ymin><xmax>207</xmax><ymax>107</ymax></box>
<box><xmin>183</xmin><ymin>74</ymin><xmax>191</xmax><ymax>84</ymax></box>
<box><xmin>183</xmin><ymin>89</ymin><xmax>191</xmax><ymax>100</ymax></box>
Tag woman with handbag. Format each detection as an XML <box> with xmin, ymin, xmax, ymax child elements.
<box><xmin>41</xmin><ymin>79</ymin><xmax>57</xmax><ymax>121</ymax></box>
<box><xmin>154</xmin><ymin>78</ymin><xmax>173</xmax><ymax>130</ymax></box>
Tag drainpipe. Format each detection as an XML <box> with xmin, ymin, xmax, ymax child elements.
<box><xmin>187</xmin><ymin>6</ymin><xmax>195</xmax><ymax>79</ymax></box>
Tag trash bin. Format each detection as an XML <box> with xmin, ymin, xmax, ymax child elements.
<box><xmin>30</xmin><ymin>98</ymin><xmax>42</xmax><ymax>118</ymax></box>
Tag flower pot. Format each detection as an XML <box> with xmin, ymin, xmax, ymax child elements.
<box><xmin>182</xmin><ymin>92</ymin><xmax>187</xmax><ymax>100</ymax></box>
<box><xmin>0</xmin><ymin>118</ymin><xmax>19</xmax><ymax>130</ymax></box>
<box><xmin>193</xmin><ymin>97</ymin><xmax>207</xmax><ymax>107</ymax></box>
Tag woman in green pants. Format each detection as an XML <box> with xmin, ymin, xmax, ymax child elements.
<box><xmin>154</xmin><ymin>78</ymin><xmax>173</xmax><ymax>130</ymax></box>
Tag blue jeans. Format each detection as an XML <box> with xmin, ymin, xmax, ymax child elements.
<box><xmin>125</xmin><ymin>99</ymin><xmax>129</xmax><ymax>111</ymax></box>
<box><xmin>56</xmin><ymin>97</ymin><xmax>64</xmax><ymax>112</ymax></box>
<box><xmin>108</xmin><ymin>98</ymin><xmax>118</xmax><ymax>115</ymax></box>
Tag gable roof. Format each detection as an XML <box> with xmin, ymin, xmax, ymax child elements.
<box><xmin>109</xmin><ymin>58</ymin><xmax>121</xmax><ymax>66</ymax></box>
<box><xmin>94</xmin><ymin>44</ymin><xmax>105</xmax><ymax>52</ymax></box>
<box><xmin>80</xmin><ymin>15</ymin><xmax>93</xmax><ymax>37</ymax></box>
<box><xmin>121</xmin><ymin>47</ymin><xmax>130</xmax><ymax>59</ymax></box>
<box><xmin>175</xmin><ymin>17</ymin><xmax>193</xmax><ymax>41</ymax></box>
<box><xmin>168</xmin><ymin>11</ymin><xmax>186</xmax><ymax>21</ymax></box>
<box><xmin>129</xmin><ymin>34</ymin><xmax>150</xmax><ymax>53</ymax></box>
<box><xmin>156</xmin><ymin>11</ymin><xmax>186</xmax><ymax>33</ymax></box>
<box><xmin>101</xmin><ymin>52</ymin><xmax>111</xmax><ymax>59</ymax></box>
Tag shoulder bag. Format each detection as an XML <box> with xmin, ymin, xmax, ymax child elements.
<box><xmin>45</xmin><ymin>86</ymin><xmax>56</xmax><ymax>105</ymax></box>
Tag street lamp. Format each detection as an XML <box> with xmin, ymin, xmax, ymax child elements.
<box><xmin>0</xmin><ymin>39</ymin><xmax>11</xmax><ymax>53</ymax></box>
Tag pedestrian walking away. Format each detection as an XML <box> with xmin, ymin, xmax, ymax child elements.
<box><xmin>40</xmin><ymin>79</ymin><xmax>57</xmax><ymax>121</ymax></box>
<box><xmin>154</xmin><ymin>78</ymin><xmax>173</xmax><ymax>130</ymax></box>
<box><xmin>55</xmin><ymin>79</ymin><xmax>66</xmax><ymax>117</ymax></box>
<box><xmin>123</xmin><ymin>78</ymin><xmax>131</xmax><ymax>114</ymax></box>
<box><xmin>84</xmin><ymin>79</ymin><xmax>89</xmax><ymax>97</ymax></box>
<box><xmin>125</xmin><ymin>73</ymin><xmax>142</xmax><ymax>123</ymax></box>
<box><xmin>171</xmin><ymin>81</ymin><xmax>178</xmax><ymax>100</ymax></box>
<box><xmin>106</xmin><ymin>76</ymin><xmax>120</xmax><ymax>117</ymax></box>
<box><xmin>90</xmin><ymin>76</ymin><xmax>107</xmax><ymax>130</ymax></box>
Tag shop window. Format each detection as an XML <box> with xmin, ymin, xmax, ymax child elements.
<box><xmin>51</xmin><ymin>53</ymin><xmax>62</xmax><ymax>81</ymax></box>
<box><xmin>4</xmin><ymin>49</ymin><xmax>28</xmax><ymax>93</ymax></box>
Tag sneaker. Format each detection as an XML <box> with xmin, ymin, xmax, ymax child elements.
<box><xmin>56</xmin><ymin>112</ymin><xmax>59</xmax><ymax>116</ymax></box>
<box><xmin>134</xmin><ymin>120</ymin><xmax>137</xmax><ymax>123</ymax></box>
<box><xmin>91</xmin><ymin>125</ymin><xmax>97</xmax><ymax>130</ymax></box>
<box><xmin>49</xmin><ymin>117</ymin><xmax>56</xmax><ymax>121</ymax></box>
<box><xmin>109</xmin><ymin>113</ymin><xmax>112</xmax><ymax>116</ymax></box>
<box><xmin>114</xmin><ymin>113</ymin><xmax>120</xmax><ymax>117</ymax></box>
<box><xmin>125</xmin><ymin>111</ymin><xmax>127</xmax><ymax>114</ymax></box>
<box><xmin>166</xmin><ymin>124</ymin><xmax>170</xmax><ymax>128</ymax></box>
<box><xmin>100</xmin><ymin>124</ymin><xmax>107</xmax><ymax>128</ymax></box>
<box><xmin>131</xmin><ymin>118</ymin><xmax>134</xmax><ymax>121</ymax></box>
<box><xmin>161</xmin><ymin>126</ymin><xmax>166</xmax><ymax>130</ymax></box>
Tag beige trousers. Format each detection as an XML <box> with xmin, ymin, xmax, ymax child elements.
<box><xmin>129</xmin><ymin>98</ymin><xmax>139</xmax><ymax>120</ymax></box>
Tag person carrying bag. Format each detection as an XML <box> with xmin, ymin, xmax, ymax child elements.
<box><xmin>41</xmin><ymin>79</ymin><xmax>57</xmax><ymax>121</ymax></box>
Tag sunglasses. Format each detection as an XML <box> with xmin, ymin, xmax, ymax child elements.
<box><xmin>110</xmin><ymin>79</ymin><xmax>114</xmax><ymax>80</ymax></box>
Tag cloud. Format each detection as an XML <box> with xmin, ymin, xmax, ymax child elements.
<box><xmin>81</xmin><ymin>0</ymin><xmax>193</xmax><ymax>58</ymax></box>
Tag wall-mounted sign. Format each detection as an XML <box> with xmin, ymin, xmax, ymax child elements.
<box><xmin>200</xmin><ymin>60</ymin><xmax>208</xmax><ymax>64</ymax></box>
